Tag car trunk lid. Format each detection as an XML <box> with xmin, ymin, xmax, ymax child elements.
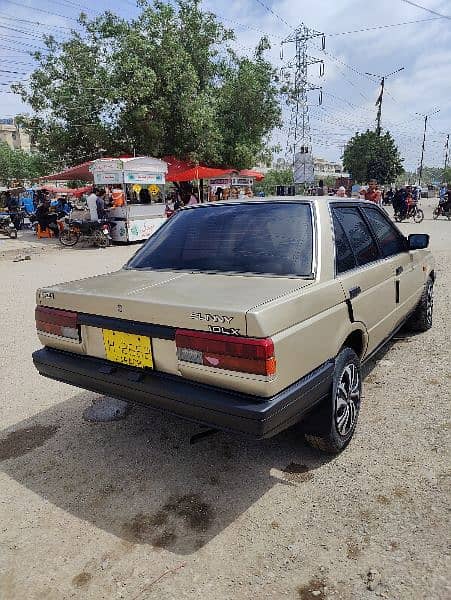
<box><xmin>38</xmin><ymin>269</ymin><xmax>314</xmax><ymax>336</ymax></box>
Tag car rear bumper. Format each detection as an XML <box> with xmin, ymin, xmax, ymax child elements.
<box><xmin>33</xmin><ymin>348</ymin><xmax>334</xmax><ymax>439</ymax></box>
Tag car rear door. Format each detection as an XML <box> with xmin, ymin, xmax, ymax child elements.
<box><xmin>361</xmin><ymin>204</ymin><xmax>424</xmax><ymax>319</ymax></box>
<box><xmin>331</xmin><ymin>204</ymin><xmax>398</xmax><ymax>356</ymax></box>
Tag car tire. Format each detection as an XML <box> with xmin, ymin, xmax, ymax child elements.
<box><xmin>406</xmin><ymin>277</ymin><xmax>433</xmax><ymax>332</ymax></box>
<box><xmin>304</xmin><ymin>347</ymin><xmax>362</xmax><ymax>454</ymax></box>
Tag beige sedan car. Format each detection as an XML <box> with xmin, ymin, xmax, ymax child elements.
<box><xmin>33</xmin><ymin>199</ymin><xmax>435</xmax><ymax>453</ymax></box>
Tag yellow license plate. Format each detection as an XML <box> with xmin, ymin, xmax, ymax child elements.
<box><xmin>102</xmin><ymin>329</ymin><xmax>153</xmax><ymax>369</ymax></box>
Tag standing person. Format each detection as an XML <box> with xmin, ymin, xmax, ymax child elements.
<box><xmin>139</xmin><ymin>187</ymin><xmax>151</xmax><ymax>204</ymax></box>
<box><xmin>317</xmin><ymin>179</ymin><xmax>325</xmax><ymax>196</ymax></box>
<box><xmin>87</xmin><ymin>188</ymin><xmax>99</xmax><ymax>221</ymax></box>
<box><xmin>335</xmin><ymin>186</ymin><xmax>348</xmax><ymax>198</ymax></box>
<box><xmin>361</xmin><ymin>179</ymin><xmax>382</xmax><ymax>204</ymax></box>
<box><xmin>188</xmin><ymin>192</ymin><xmax>198</xmax><ymax>205</ymax></box>
<box><xmin>96</xmin><ymin>189</ymin><xmax>108</xmax><ymax>219</ymax></box>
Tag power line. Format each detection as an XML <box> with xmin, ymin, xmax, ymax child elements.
<box><xmin>253</xmin><ymin>0</ymin><xmax>291</xmax><ymax>28</ymax></box>
<box><xmin>400</xmin><ymin>0</ymin><xmax>451</xmax><ymax>20</ymax></box>
<box><xmin>0</xmin><ymin>69</ymin><xmax>27</xmax><ymax>74</ymax></box>
<box><xmin>1</xmin><ymin>0</ymin><xmax>79</xmax><ymax>22</ymax></box>
<box><xmin>0</xmin><ymin>13</ymin><xmax>75</xmax><ymax>31</ymax></box>
<box><xmin>329</xmin><ymin>16</ymin><xmax>444</xmax><ymax>36</ymax></box>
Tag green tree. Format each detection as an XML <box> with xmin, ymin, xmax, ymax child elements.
<box><xmin>0</xmin><ymin>142</ymin><xmax>52</xmax><ymax>186</ymax></box>
<box><xmin>420</xmin><ymin>166</ymin><xmax>443</xmax><ymax>184</ymax></box>
<box><xmin>442</xmin><ymin>167</ymin><xmax>451</xmax><ymax>184</ymax></box>
<box><xmin>254</xmin><ymin>167</ymin><xmax>293</xmax><ymax>195</ymax></box>
<box><xmin>343</xmin><ymin>130</ymin><xmax>404</xmax><ymax>184</ymax></box>
<box><xmin>14</xmin><ymin>0</ymin><xmax>281</xmax><ymax>170</ymax></box>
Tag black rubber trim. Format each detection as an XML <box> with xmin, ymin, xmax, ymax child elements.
<box><xmin>345</xmin><ymin>299</ymin><xmax>355</xmax><ymax>323</ymax></box>
<box><xmin>77</xmin><ymin>313</ymin><xmax>176</xmax><ymax>341</ymax></box>
<box><xmin>32</xmin><ymin>348</ymin><xmax>334</xmax><ymax>439</ymax></box>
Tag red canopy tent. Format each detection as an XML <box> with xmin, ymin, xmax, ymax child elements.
<box><xmin>41</xmin><ymin>185</ymin><xmax>75</xmax><ymax>194</ymax></box>
<box><xmin>167</xmin><ymin>165</ymin><xmax>233</xmax><ymax>182</ymax></box>
<box><xmin>40</xmin><ymin>157</ymin><xmax>265</xmax><ymax>184</ymax></box>
<box><xmin>40</xmin><ymin>160</ymin><xmax>94</xmax><ymax>182</ymax></box>
<box><xmin>238</xmin><ymin>169</ymin><xmax>265</xmax><ymax>181</ymax></box>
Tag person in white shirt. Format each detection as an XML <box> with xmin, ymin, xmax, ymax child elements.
<box><xmin>335</xmin><ymin>186</ymin><xmax>348</xmax><ymax>198</ymax></box>
<box><xmin>187</xmin><ymin>193</ymin><xmax>198</xmax><ymax>205</ymax></box>
<box><xmin>87</xmin><ymin>189</ymin><xmax>99</xmax><ymax>221</ymax></box>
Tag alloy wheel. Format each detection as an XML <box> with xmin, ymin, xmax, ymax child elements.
<box><xmin>335</xmin><ymin>364</ymin><xmax>360</xmax><ymax>437</ymax></box>
<box><xmin>426</xmin><ymin>282</ymin><xmax>434</xmax><ymax>327</ymax></box>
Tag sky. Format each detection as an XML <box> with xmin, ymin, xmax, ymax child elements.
<box><xmin>0</xmin><ymin>0</ymin><xmax>450</xmax><ymax>171</ymax></box>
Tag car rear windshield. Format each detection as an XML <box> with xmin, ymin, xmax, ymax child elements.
<box><xmin>127</xmin><ymin>202</ymin><xmax>314</xmax><ymax>277</ymax></box>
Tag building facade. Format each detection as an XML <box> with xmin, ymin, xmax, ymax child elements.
<box><xmin>313</xmin><ymin>157</ymin><xmax>348</xmax><ymax>179</ymax></box>
<box><xmin>0</xmin><ymin>118</ymin><xmax>32</xmax><ymax>152</ymax></box>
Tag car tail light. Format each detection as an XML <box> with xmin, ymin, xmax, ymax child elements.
<box><xmin>175</xmin><ymin>329</ymin><xmax>276</xmax><ymax>377</ymax></box>
<box><xmin>35</xmin><ymin>306</ymin><xmax>79</xmax><ymax>341</ymax></box>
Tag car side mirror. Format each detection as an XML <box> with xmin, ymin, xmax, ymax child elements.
<box><xmin>408</xmin><ymin>233</ymin><xmax>429</xmax><ymax>250</ymax></box>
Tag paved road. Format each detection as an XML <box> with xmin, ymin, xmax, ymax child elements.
<box><xmin>0</xmin><ymin>200</ymin><xmax>449</xmax><ymax>599</ymax></box>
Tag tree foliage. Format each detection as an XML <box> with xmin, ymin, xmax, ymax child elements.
<box><xmin>254</xmin><ymin>167</ymin><xmax>293</xmax><ymax>195</ymax></box>
<box><xmin>14</xmin><ymin>0</ymin><xmax>281</xmax><ymax>170</ymax></box>
<box><xmin>343</xmin><ymin>130</ymin><xmax>404</xmax><ymax>184</ymax></box>
<box><xmin>442</xmin><ymin>167</ymin><xmax>451</xmax><ymax>184</ymax></box>
<box><xmin>0</xmin><ymin>142</ymin><xmax>52</xmax><ymax>186</ymax></box>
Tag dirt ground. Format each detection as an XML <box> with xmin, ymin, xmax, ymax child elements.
<box><xmin>0</xmin><ymin>200</ymin><xmax>449</xmax><ymax>600</ymax></box>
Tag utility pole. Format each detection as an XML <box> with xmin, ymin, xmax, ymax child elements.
<box><xmin>444</xmin><ymin>133</ymin><xmax>450</xmax><ymax>173</ymax></box>
<box><xmin>417</xmin><ymin>108</ymin><xmax>440</xmax><ymax>185</ymax></box>
<box><xmin>418</xmin><ymin>115</ymin><xmax>428</xmax><ymax>186</ymax></box>
<box><xmin>376</xmin><ymin>76</ymin><xmax>385</xmax><ymax>136</ymax></box>
<box><xmin>281</xmin><ymin>24</ymin><xmax>325</xmax><ymax>187</ymax></box>
<box><xmin>366</xmin><ymin>67</ymin><xmax>404</xmax><ymax>135</ymax></box>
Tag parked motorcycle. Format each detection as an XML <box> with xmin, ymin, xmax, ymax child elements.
<box><xmin>0</xmin><ymin>213</ymin><xmax>18</xmax><ymax>238</ymax></box>
<box><xmin>59</xmin><ymin>217</ymin><xmax>114</xmax><ymax>248</ymax></box>
<box><xmin>432</xmin><ymin>203</ymin><xmax>451</xmax><ymax>220</ymax></box>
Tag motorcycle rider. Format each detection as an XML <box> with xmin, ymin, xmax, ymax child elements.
<box><xmin>5</xmin><ymin>191</ymin><xmax>21</xmax><ymax>229</ymax></box>
<box><xmin>36</xmin><ymin>199</ymin><xmax>59</xmax><ymax>236</ymax></box>
<box><xmin>443</xmin><ymin>185</ymin><xmax>451</xmax><ymax>214</ymax></box>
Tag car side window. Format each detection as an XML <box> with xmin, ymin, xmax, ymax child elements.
<box><xmin>362</xmin><ymin>206</ymin><xmax>406</xmax><ymax>257</ymax></box>
<box><xmin>332</xmin><ymin>213</ymin><xmax>357</xmax><ymax>273</ymax></box>
<box><xmin>332</xmin><ymin>207</ymin><xmax>380</xmax><ymax>267</ymax></box>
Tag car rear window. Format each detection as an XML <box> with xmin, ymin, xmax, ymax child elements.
<box><xmin>127</xmin><ymin>202</ymin><xmax>314</xmax><ymax>277</ymax></box>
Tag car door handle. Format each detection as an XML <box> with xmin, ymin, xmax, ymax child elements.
<box><xmin>349</xmin><ymin>286</ymin><xmax>361</xmax><ymax>299</ymax></box>
<box><xmin>396</xmin><ymin>266</ymin><xmax>403</xmax><ymax>276</ymax></box>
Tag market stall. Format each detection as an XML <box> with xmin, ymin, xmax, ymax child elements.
<box><xmin>208</xmin><ymin>171</ymin><xmax>264</xmax><ymax>200</ymax></box>
<box><xmin>90</xmin><ymin>157</ymin><xmax>168</xmax><ymax>242</ymax></box>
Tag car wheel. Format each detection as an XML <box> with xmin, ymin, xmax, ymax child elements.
<box><xmin>304</xmin><ymin>347</ymin><xmax>362</xmax><ymax>454</ymax></box>
<box><xmin>407</xmin><ymin>277</ymin><xmax>433</xmax><ymax>332</ymax></box>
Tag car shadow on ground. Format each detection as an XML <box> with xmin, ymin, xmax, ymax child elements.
<box><xmin>0</xmin><ymin>392</ymin><xmax>334</xmax><ymax>555</ymax></box>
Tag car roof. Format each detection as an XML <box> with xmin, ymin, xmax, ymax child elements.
<box><xmin>180</xmin><ymin>196</ymin><xmax>374</xmax><ymax>209</ymax></box>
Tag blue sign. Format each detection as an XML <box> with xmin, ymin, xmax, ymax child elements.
<box><xmin>0</xmin><ymin>118</ymin><xmax>14</xmax><ymax>125</ymax></box>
